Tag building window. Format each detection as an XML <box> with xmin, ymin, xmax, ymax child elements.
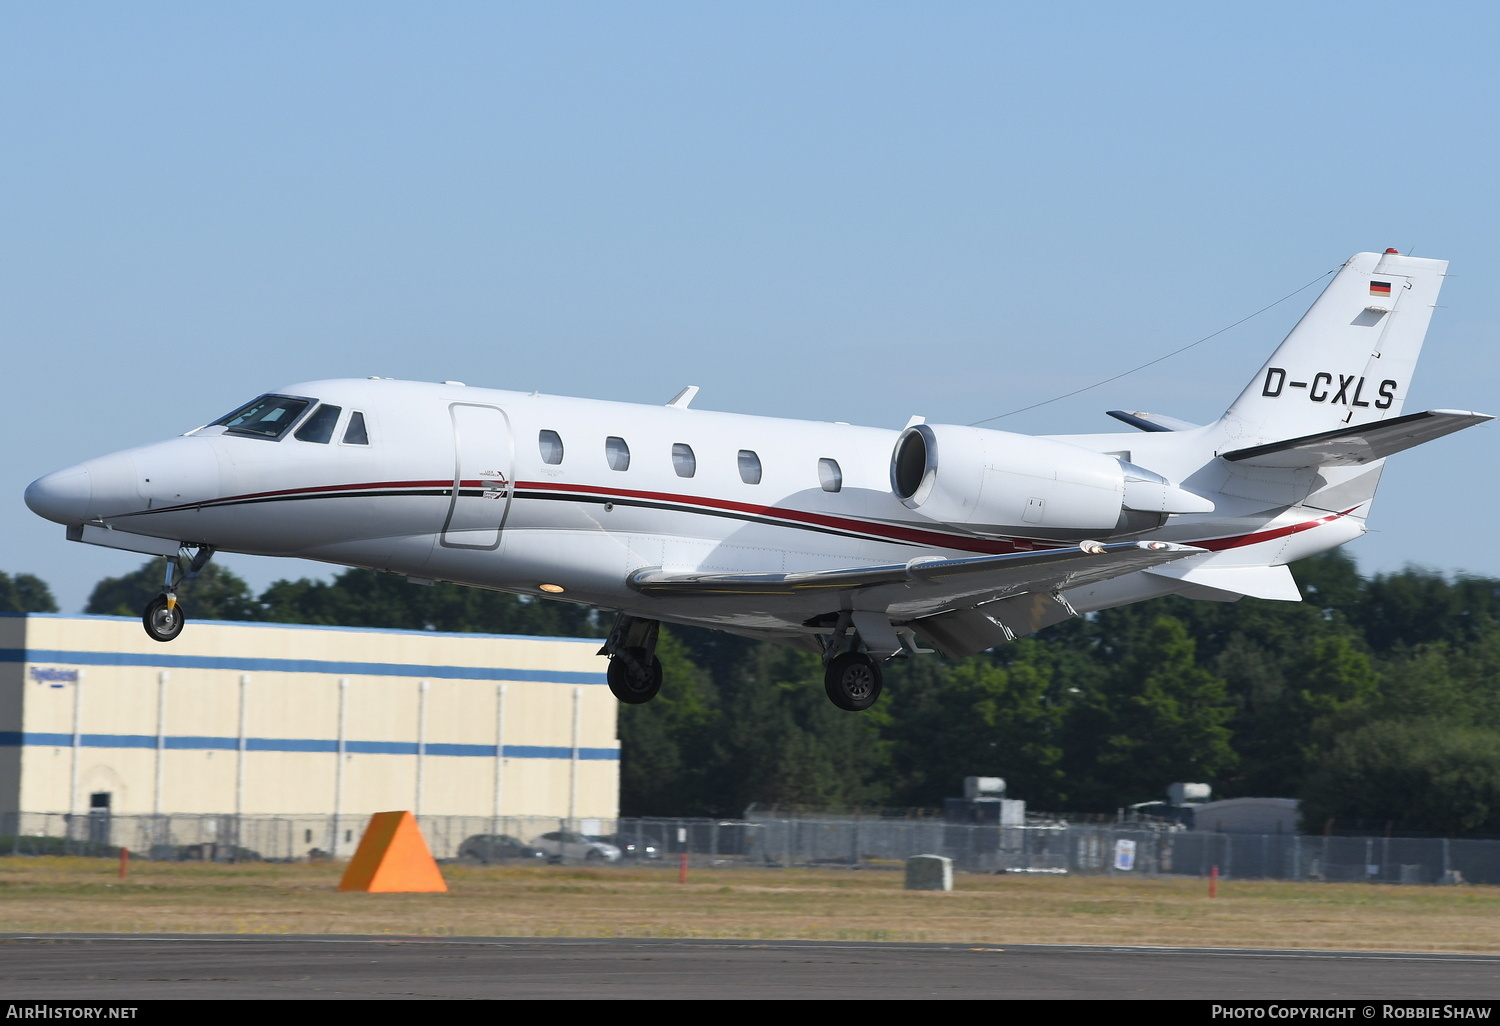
<box><xmin>737</xmin><ymin>449</ymin><xmax>762</xmax><ymax>485</ymax></box>
<box><xmin>672</xmin><ymin>443</ymin><xmax>696</xmax><ymax>478</ymax></box>
<box><xmin>606</xmin><ymin>436</ymin><xmax>631</xmax><ymax>471</ymax></box>
<box><xmin>539</xmin><ymin>430</ymin><xmax>564</xmax><ymax>465</ymax></box>
<box><xmin>818</xmin><ymin>458</ymin><xmax>842</xmax><ymax>493</ymax></box>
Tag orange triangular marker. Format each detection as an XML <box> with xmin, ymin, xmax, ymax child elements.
<box><xmin>339</xmin><ymin>811</ymin><xmax>448</xmax><ymax>893</ymax></box>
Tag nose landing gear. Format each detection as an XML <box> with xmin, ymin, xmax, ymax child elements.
<box><xmin>141</xmin><ymin>545</ymin><xmax>214</xmax><ymax>643</ymax></box>
<box><xmin>599</xmin><ymin>614</ymin><xmax>663</xmax><ymax>704</ymax></box>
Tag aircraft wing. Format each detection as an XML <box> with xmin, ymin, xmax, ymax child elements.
<box><xmin>1221</xmin><ymin>409</ymin><xmax>1493</xmax><ymax>468</ymax></box>
<box><xmin>629</xmin><ymin>539</ymin><xmax>1203</xmax><ymax>602</ymax></box>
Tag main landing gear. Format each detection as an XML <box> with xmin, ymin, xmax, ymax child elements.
<box><xmin>822</xmin><ymin>651</ymin><xmax>883</xmax><ymax>712</ymax></box>
<box><xmin>599</xmin><ymin>614</ymin><xmax>663</xmax><ymax>704</ymax></box>
<box><xmin>819</xmin><ymin>612</ymin><xmax>924</xmax><ymax>712</ymax></box>
<box><xmin>142</xmin><ymin>545</ymin><xmax>214</xmax><ymax>643</ymax></box>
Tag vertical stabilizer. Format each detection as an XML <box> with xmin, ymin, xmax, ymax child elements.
<box><xmin>1219</xmin><ymin>251</ymin><xmax>1447</xmax><ymax>450</ymax></box>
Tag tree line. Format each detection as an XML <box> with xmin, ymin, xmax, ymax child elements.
<box><xmin>7</xmin><ymin>552</ymin><xmax>1500</xmax><ymax>835</ymax></box>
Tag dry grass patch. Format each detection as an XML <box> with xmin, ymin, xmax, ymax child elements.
<box><xmin>0</xmin><ymin>857</ymin><xmax>1496</xmax><ymax>952</ymax></box>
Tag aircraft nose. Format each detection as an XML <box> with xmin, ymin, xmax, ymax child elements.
<box><xmin>24</xmin><ymin>465</ymin><xmax>93</xmax><ymax>526</ymax></box>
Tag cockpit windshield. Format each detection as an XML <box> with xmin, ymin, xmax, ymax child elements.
<box><xmin>212</xmin><ymin>395</ymin><xmax>313</xmax><ymax>439</ymax></box>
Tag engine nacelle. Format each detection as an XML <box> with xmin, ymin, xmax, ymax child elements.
<box><xmin>890</xmin><ymin>424</ymin><xmax>1211</xmax><ymax>541</ymax></box>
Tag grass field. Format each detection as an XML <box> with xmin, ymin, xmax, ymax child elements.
<box><xmin>1</xmin><ymin>857</ymin><xmax>1498</xmax><ymax>953</ymax></box>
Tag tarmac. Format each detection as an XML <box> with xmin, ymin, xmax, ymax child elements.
<box><xmin>2</xmin><ymin>935</ymin><xmax>1498</xmax><ymax>1000</ymax></box>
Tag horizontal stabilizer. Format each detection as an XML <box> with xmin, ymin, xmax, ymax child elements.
<box><xmin>630</xmin><ymin>539</ymin><xmax>1202</xmax><ymax>598</ymax></box>
<box><xmin>1107</xmin><ymin>410</ymin><xmax>1203</xmax><ymax>433</ymax></box>
<box><xmin>1143</xmin><ymin>562</ymin><xmax>1302</xmax><ymax>602</ymax></box>
<box><xmin>1221</xmin><ymin>409</ymin><xmax>1492</xmax><ymax>468</ymax></box>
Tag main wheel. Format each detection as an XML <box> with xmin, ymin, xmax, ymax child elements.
<box><xmin>606</xmin><ymin>646</ymin><xmax>663</xmax><ymax>704</ymax></box>
<box><xmin>824</xmin><ymin>652</ymin><xmax>883</xmax><ymax>711</ymax></box>
<box><xmin>143</xmin><ymin>595</ymin><xmax>185</xmax><ymax>643</ymax></box>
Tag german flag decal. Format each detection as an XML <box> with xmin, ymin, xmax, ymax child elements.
<box><xmin>1370</xmin><ymin>281</ymin><xmax>1393</xmax><ymax>296</ymax></box>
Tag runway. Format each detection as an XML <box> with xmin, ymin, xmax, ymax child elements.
<box><xmin>2</xmin><ymin>935</ymin><xmax>1498</xmax><ymax>1000</ymax></box>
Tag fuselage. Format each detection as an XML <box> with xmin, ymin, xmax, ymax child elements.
<box><xmin>25</xmin><ymin>377</ymin><xmax>1364</xmax><ymax>642</ymax></box>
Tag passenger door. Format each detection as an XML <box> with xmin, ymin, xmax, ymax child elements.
<box><xmin>440</xmin><ymin>403</ymin><xmax>514</xmax><ymax>550</ymax></box>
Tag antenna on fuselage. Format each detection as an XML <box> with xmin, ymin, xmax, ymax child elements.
<box><xmin>666</xmin><ymin>386</ymin><xmax>700</xmax><ymax>409</ymax></box>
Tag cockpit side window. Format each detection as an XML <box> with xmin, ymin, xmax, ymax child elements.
<box><xmin>213</xmin><ymin>395</ymin><xmax>313</xmax><ymax>440</ymax></box>
<box><xmin>294</xmin><ymin>404</ymin><xmax>343</xmax><ymax>444</ymax></box>
<box><xmin>342</xmin><ymin>411</ymin><xmax>370</xmax><ymax>445</ymax></box>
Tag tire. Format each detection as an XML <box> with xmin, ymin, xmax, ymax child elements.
<box><xmin>606</xmin><ymin>646</ymin><xmax>662</xmax><ymax>704</ymax></box>
<box><xmin>142</xmin><ymin>595</ymin><xmax>185</xmax><ymax>643</ymax></box>
<box><xmin>823</xmin><ymin>652</ymin><xmax>883</xmax><ymax>712</ymax></box>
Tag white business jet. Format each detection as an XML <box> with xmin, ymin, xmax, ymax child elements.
<box><xmin>25</xmin><ymin>250</ymin><xmax>1493</xmax><ymax>711</ymax></box>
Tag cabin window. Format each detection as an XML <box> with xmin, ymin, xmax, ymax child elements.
<box><xmin>818</xmin><ymin>458</ymin><xmax>842</xmax><ymax>493</ymax></box>
<box><xmin>539</xmin><ymin>430</ymin><xmax>564</xmax><ymax>465</ymax></box>
<box><xmin>737</xmin><ymin>449</ymin><xmax>762</xmax><ymax>485</ymax></box>
<box><xmin>294</xmin><ymin>404</ymin><xmax>343</xmax><ymax>444</ymax></box>
<box><xmin>672</xmin><ymin>443</ymin><xmax>696</xmax><ymax>478</ymax></box>
<box><xmin>342</xmin><ymin>411</ymin><xmax>369</xmax><ymax>445</ymax></box>
<box><xmin>606</xmin><ymin>436</ymin><xmax>631</xmax><ymax>471</ymax></box>
<box><xmin>212</xmin><ymin>395</ymin><xmax>312</xmax><ymax>440</ymax></box>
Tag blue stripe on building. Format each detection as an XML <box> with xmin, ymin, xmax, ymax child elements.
<box><xmin>0</xmin><ymin>648</ymin><xmax>607</xmax><ymax>685</ymax></box>
<box><xmin>0</xmin><ymin>731</ymin><xmax>617</xmax><ymax>760</ymax></box>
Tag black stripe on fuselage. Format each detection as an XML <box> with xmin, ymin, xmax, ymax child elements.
<box><xmin>109</xmin><ymin>484</ymin><xmax>945</xmax><ymax>550</ymax></box>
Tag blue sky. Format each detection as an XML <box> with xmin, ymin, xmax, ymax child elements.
<box><xmin>3</xmin><ymin>2</ymin><xmax>1497</xmax><ymax>613</ymax></box>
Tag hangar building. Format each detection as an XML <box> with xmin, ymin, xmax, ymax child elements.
<box><xmin>0</xmin><ymin>613</ymin><xmax>618</xmax><ymax>830</ymax></box>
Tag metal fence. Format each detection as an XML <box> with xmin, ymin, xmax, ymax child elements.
<box><xmin>3</xmin><ymin>811</ymin><xmax>1497</xmax><ymax>885</ymax></box>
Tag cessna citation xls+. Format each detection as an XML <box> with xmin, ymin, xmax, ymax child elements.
<box><xmin>25</xmin><ymin>251</ymin><xmax>1493</xmax><ymax>711</ymax></box>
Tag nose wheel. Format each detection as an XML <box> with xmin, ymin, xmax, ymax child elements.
<box><xmin>143</xmin><ymin>594</ymin><xmax>186</xmax><ymax>642</ymax></box>
<box><xmin>140</xmin><ymin>544</ymin><xmax>213</xmax><ymax>643</ymax></box>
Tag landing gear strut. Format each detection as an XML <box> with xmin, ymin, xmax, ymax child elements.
<box><xmin>142</xmin><ymin>545</ymin><xmax>214</xmax><ymax>643</ymax></box>
<box><xmin>599</xmin><ymin>614</ymin><xmax>663</xmax><ymax>704</ymax></box>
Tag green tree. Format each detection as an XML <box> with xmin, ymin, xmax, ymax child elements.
<box><xmin>884</xmin><ymin>642</ymin><xmax>1069</xmax><ymax>808</ymax></box>
<box><xmin>1300</xmin><ymin>719</ymin><xmax>1500</xmax><ymax>836</ymax></box>
<box><xmin>0</xmin><ymin>571</ymin><xmax>58</xmax><ymax>613</ymax></box>
<box><xmin>705</xmin><ymin>644</ymin><xmax>889</xmax><ymax>814</ymax></box>
<box><xmin>1070</xmin><ymin>615</ymin><xmax>1237</xmax><ymax>808</ymax></box>
<box><xmin>85</xmin><ymin>559</ymin><xmax>260</xmax><ymax>621</ymax></box>
<box><xmin>259</xmin><ymin>568</ymin><xmax>598</xmax><ymax>636</ymax></box>
<box><xmin>617</xmin><ymin>630</ymin><xmax>717</xmax><ymax>815</ymax></box>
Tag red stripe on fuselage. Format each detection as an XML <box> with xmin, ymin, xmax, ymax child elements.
<box><xmin>140</xmin><ymin>478</ymin><xmax>1359</xmax><ymax>557</ymax></box>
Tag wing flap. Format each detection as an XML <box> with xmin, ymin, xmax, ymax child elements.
<box><xmin>1221</xmin><ymin>409</ymin><xmax>1492</xmax><ymax>469</ymax></box>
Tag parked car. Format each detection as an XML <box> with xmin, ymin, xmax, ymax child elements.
<box><xmin>456</xmin><ymin>834</ymin><xmax>546</xmax><ymax>864</ymax></box>
<box><xmin>528</xmin><ymin>831</ymin><xmax>622</xmax><ymax>863</ymax></box>
<box><xmin>595</xmin><ymin>833</ymin><xmax>665</xmax><ymax>859</ymax></box>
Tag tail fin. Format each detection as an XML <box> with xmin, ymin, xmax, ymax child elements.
<box><xmin>1219</xmin><ymin>251</ymin><xmax>1447</xmax><ymax>449</ymax></box>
